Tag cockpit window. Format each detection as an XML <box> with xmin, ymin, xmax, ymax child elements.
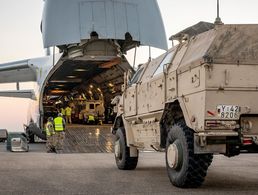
<box><xmin>153</xmin><ymin>51</ymin><xmax>175</xmax><ymax>76</ymax></box>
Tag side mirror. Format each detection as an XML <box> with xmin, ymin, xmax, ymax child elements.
<box><xmin>123</xmin><ymin>70</ymin><xmax>132</xmax><ymax>91</ymax></box>
<box><xmin>121</xmin><ymin>84</ymin><xmax>125</xmax><ymax>92</ymax></box>
<box><xmin>123</xmin><ymin>72</ymin><xmax>127</xmax><ymax>91</ymax></box>
<box><xmin>113</xmin><ymin>106</ymin><xmax>118</xmax><ymax>113</ymax></box>
<box><xmin>127</xmin><ymin>70</ymin><xmax>132</xmax><ymax>84</ymax></box>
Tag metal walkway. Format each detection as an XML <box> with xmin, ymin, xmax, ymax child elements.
<box><xmin>62</xmin><ymin>124</ymin><xmax>114</xmax><ymax>153</ymax></box>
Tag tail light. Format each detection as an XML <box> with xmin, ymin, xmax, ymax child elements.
<box><xmin>243</xmin><ymin>138</ymin><xmax>253</xmax><ymax>145</ymax></box>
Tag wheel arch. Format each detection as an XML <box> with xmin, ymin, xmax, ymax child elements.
<box><xmin>112</xmin><ymin>114</ymin><xmax>124</xmax><ymax>134</ymax></box>
<box><xmin>160</xmin><ymin>99</ymin><xmax>192</xmax><ymax>148</ymax></box>
<box><xmin>112</xmin><ymin>114</ymin><xmax>136</xmax><ymax>148</ymax></box>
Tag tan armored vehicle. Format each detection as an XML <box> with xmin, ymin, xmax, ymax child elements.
<box><xmin>112</xmin><ymin>22</ymin><xmax>258</xmax><ymax>188</ymax></box>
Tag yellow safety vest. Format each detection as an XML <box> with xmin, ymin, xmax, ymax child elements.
<box><xmin>61</xmin><ymin>108</ymin><xmax>66</xmax><ymax>116</ymax></box>
<box><xmin>46</xmin><ymin>122</ymin><xmax>55</xmax><ymax>136</ymax></box>
<box><xmin>65</xmin><ymin>107</ymin><xmax>72</xmax><ymax>116</ymax></box>
<box><xmin>54</xmin><ymin>117</ymin><xmax>64</xmax><ymax>131</ymax></box>
<box><xmin>88</xmin><ymin>115</ymin><xmax>95</xmax><ymax>121</ymax></box>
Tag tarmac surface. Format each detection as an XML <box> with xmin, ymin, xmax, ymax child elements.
<box><xmin>0</xmin><ymin>125</ymin><xmax>258</xmax><ymax>195</ymax></box>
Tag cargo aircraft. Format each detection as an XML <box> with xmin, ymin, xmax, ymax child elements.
<box><xmin>0</xmin><ymin>0</ymin><xmax>167</xmax><ymax>140</ymax></box>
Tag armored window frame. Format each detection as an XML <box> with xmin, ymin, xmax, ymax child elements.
<box><xmin>153</xmin><ymin>50</ymin><xmax>175</xmax><ymax>77</ymax></box>
<box><xmin>129</xmin><ymin>66</ymin><xmax>144</xmax><ymax>85</ymax></box>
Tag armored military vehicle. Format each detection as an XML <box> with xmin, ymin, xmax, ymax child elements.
<box><xmin>112</xmin><ymin>21</ymin><xmax>258</xmax><ymax>188</ymax></box>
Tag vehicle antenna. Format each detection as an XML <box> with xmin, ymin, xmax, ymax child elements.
<box><xmin>214</xmin><ymin>0</ymin><xmax>223</xmax><ymax>25</ymax></box>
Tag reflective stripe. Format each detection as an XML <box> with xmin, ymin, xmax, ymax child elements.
<box><xmin>54</xmin><ymin>117</ymin><xmax>64</xmax><ymax>131</ymax></box>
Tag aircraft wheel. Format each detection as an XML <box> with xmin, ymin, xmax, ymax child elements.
<box><xmin>114</xmin><ymin>127</ymin><xmax>138</xmax><ymax>170</ymax></box>
<box><xmin>166</xmin><ymin>121</ymin><xmax>213</xmax><ymax>188</ymax></box>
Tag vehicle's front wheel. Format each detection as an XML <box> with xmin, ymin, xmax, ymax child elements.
<box><xmin>114</xmin><ymin>127</ymin><xmax>138</xmax><ymax>170</ymax></box>
<box><xmin>166</xmin><ymin>121</ymin><xmax>213</xmax><ymax>188</ymax></box>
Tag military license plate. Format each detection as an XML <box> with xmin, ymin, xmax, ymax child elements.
<box><xmin>217</xmin><ymin>105</ymin><xmax>240</xmax><ymax>119</ymax></box>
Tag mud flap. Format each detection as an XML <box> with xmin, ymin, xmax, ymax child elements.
<box><xmin>129</xmin><ymin>146</ymin><xmax>138</xmax><ymax>157</ymax></box>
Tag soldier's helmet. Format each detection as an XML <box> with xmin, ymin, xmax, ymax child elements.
<box><xmin>48</xmin><ymin>117</ymin><xmax>54</xmax><ymax>122</ymax></box>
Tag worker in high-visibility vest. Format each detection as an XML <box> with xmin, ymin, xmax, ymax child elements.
<box><xmin>88</xmin><ymin>114</ymin><xmax>95</xmax><ymax>125</ymax></box>
<box><xmin>54</xmin><ymin>113</ymin><xmax>66</xmax><ymax>152</ymax></box>
<box><xmin>65</xmin><ymin>105</ymin><xmax>72</xmax><ymax>124</ymax></box>
<box><xmin>61</xmin><ymin>107</ymin><xmax>66</xmax><ymax>118</ymax></box>
<box><xmin>45</xmin><ymin>117</ymin><xmax>56</xmax><ymax>153</ymax></box>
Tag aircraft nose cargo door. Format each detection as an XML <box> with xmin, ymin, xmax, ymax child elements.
<box><xmin>42</xmin><ymin>0</ymin><xmax>167</xmax><ymax>51</ymax></box>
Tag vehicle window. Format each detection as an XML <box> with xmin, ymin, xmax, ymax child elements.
<box><xmin>153</xmin><ymin>51</ymin><xmax>175</xmax><ymax>76</ymax></box>
<box><xmin>130</xmin><ymin>67</ymin><xmax>144</xmax><ymax>84</ymax></box>
<box><xmin>89</xmin><ymin>104</ymin><xmax>95</xmax><ymax>109</ymax></box>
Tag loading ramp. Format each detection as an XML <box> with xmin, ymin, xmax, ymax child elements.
<box><xmin>62</xmin><ymin>124</ymin><xmax>114</xmax><ymax>153</ymax></box>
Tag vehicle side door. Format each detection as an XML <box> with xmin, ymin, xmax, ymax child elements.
<box><xmin>124</xmin><ymin>67</ymin><xmax>144</xmax><ymax>117</ymax></box>
<box><xmin>148</xmin><ymin>50</ymin><xmax>176</xmax><ymax>112</ymax></box>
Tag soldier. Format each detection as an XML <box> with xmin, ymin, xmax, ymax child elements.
<box><xmin>61</xmin><ymin>107</ymin><xmax>66</xmax><ymax>119</ymax></box>
<box><xmin>96</xmin><ymin>104</ymin><xmax>105</xmax><ymax>125</ymax></box>
<box><xmin>54</xmin><ymin>113</ymin><xmax>66</xmax><ymax>152</ymax></box>
<box><xmin>45</xmin><ymin>117</ymin><xmax>56</xmax><ymax>153</ymax></box>
<box><xmin>65</xmin><ymin>105</ymin><xmax>72</xmax><ymax>124</ymax></box>
<box><xmin>88</xmin><ymin>114</ymin><xmax>95</xmax><ymax>125</ymax></box>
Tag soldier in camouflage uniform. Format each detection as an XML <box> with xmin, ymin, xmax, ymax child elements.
<box><xmin>54</xmin><ymin>113</ymin><xmax>66</xmax><ymax>152</ymax></box>
<box><xmin>45</xmin><ymin>117</ymin><xmax>56</xmax><ymax>153</ymax></box>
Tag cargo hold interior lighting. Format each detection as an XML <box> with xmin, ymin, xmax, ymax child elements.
<box><xmin>74</xmin><ymin>68</ymin><xmax>88</xmax><ymax>72</ymax></box>
<box><xmin>67</xmin><ymin>75</ymin><xmax>77</xmax><ymax>78</ymax></box>
<box><xmin>50</xmin><ymin>79</ymin><xmax>82</xmax><ymax>83</ymax></box>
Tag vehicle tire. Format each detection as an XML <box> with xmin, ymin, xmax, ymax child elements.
<box><xmin>166</xmin><ymin>121</ymin><xmax>213</xmax><ymax>188</ymax></box>
<box><xmin>114</xmin><ymin>127</ymin><xmax>138</xmax><ymax>170</ymax></box>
